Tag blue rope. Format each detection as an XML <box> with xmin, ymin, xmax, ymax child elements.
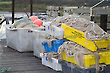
<box><xmin>0</xmin><ymin>67</ymin><xmax>11</xmax><ymax>73</ymax></box>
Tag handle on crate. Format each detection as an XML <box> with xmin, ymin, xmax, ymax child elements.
<box><xmin>27</xmin><ymin>30</ymin><xmax>33</xmax><ymax>33</ymax></box>
<box><xmin>93</xmin><ymin>40</ymin><xmax>110</xmax><ymax>51</ymax></box>
<box><xmin>99</xmin><ymin>65</ymin><xmax>106</xmax><ymax>72</ymax></box>
<box><xmin>105</xmin><ymin>45</ymin><xmax>110</xmax><ymax>50</ymax></box>
<box><xmin>11</xmin><ymin>29</ymin><xmax>17</xmax><ymax>31</ymax></box>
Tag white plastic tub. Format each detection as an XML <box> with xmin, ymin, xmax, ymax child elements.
<box><xmin>6</xmin><ymin>26</ymin><xmax>33</xmax><ymax>52</ymax></box>
<box><xmin>33</xmin><ymin>30</ymin><xmax>48</xmax><ymax>58</ymax></box>
<box><xmin>45</xmin><ymin>24</ymin><xmax>64</xmax><ymax>39</ymax></box>
<box><xmin>40</xmin><ymin>53</ymin><xmax>62</xmax><ymax>71</ymax></box>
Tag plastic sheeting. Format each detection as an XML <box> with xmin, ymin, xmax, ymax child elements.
<box><xmin>0</xmin><ymin>24</ymin><xmax>6</xmax><ymax>39</ymax></box>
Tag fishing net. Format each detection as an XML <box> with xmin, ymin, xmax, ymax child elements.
<box><xmin>11</xmin><ymin>17</ymin><xmax>34</xmax><ymax>29</ymax></box>
<box><xmin>58</xmin><ymin>41</ymin><xmax>102</xmax><ymax>69</ymax></box>
<box><xmin>50</xmin><ymin>15</ymin><xmax>110</xmax><ymax>40</ymax></box>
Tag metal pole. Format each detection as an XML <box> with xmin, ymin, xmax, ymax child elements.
<box><xmin>12</xmin><ymin>0</ymin><xmax>15</xmax><ymax>24</ymax></box>
<box><xmin>90</xmin><ymin>0</ymin><xmax>105</xmax><ymax>21</ymax></box>
<box><xmin>30</xmin><ymin>0</ymin><xmax>33</xmax><ymax>16</ymax></box>
<box><xmin>100</xmin><ymin>14</ymin><xmax>108</xmax><ymax>32</ymax></box>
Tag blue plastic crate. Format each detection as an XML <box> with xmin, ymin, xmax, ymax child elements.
<box><xmin>42</xmin><ymin>39</ymin><xmax>68</xmax><ymax>52</ymax></box>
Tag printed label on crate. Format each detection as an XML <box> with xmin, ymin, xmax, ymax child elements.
<box><xmin>61</xmin><ymin>24</ymin><xmax>110</xmax><ymax>51</ymax></box>
<box><xmin>66</xmin><ymin>31</ymin><xmax>85</xmax><ymax>39</ymax></box>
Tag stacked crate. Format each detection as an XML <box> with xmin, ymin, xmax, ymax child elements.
<box><xmin>59</xmin><ymin>24</ymin><xmax>110</xmax><ymax>73</ymax></box>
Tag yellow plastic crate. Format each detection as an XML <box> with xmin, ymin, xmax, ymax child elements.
<box><xmin>61</xmin><ymin>24</ymin><xmax>110</xmax><ymax>51</ymax></box>
<box><xmin>62</xmin><ymin>51</ymin><xmax>110</xmax><ymax>68</ymax></box>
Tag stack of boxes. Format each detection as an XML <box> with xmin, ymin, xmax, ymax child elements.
<box><xmin>59</xmin><ymin>24</ymin><xmax>110</xmax><ymax>73</ymax></box>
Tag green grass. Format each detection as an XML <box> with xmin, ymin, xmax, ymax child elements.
<box><xmin>0</xmin><ymin>1</ymin><xmax>12</xmax><ymax>12</ymax></box>
<box><xmin>0</xmin><ymin>1</ymin><xmax>12</xmax><ymax>5</ymax></box>
<box><xmin>0</xmin><ymin>1</ymin><xmax>46</xmax><ymax>12</ymax></box>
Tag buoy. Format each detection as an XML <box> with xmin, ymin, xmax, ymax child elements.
<box><xmin>33</xmin><ymin>19</ymin><xmax>43</xmax><ymax>27</ymax></box>
<box><xmin>29</xmin><ymin>16</ymin><xmax>39</xmax><ymax>22</ymax></box>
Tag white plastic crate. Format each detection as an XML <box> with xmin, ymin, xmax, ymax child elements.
<box><xmin>33</xmin><ymin>30</ymin><xmax>48</xmax><ymax>58</ymax></box>
<box><xmin>6</xmin><ymin>26</ymin><xmax>33</xmax><ymax>52</ymax></box>
<box><xmin>40</xmin><ymin>53</ymin><xmax>62</xmax><ymax>71</ymax></box>
<box><xmin>45</xmin><ymin>24</ymin><xmax>64</xmax><ymax>39</ymax></box>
